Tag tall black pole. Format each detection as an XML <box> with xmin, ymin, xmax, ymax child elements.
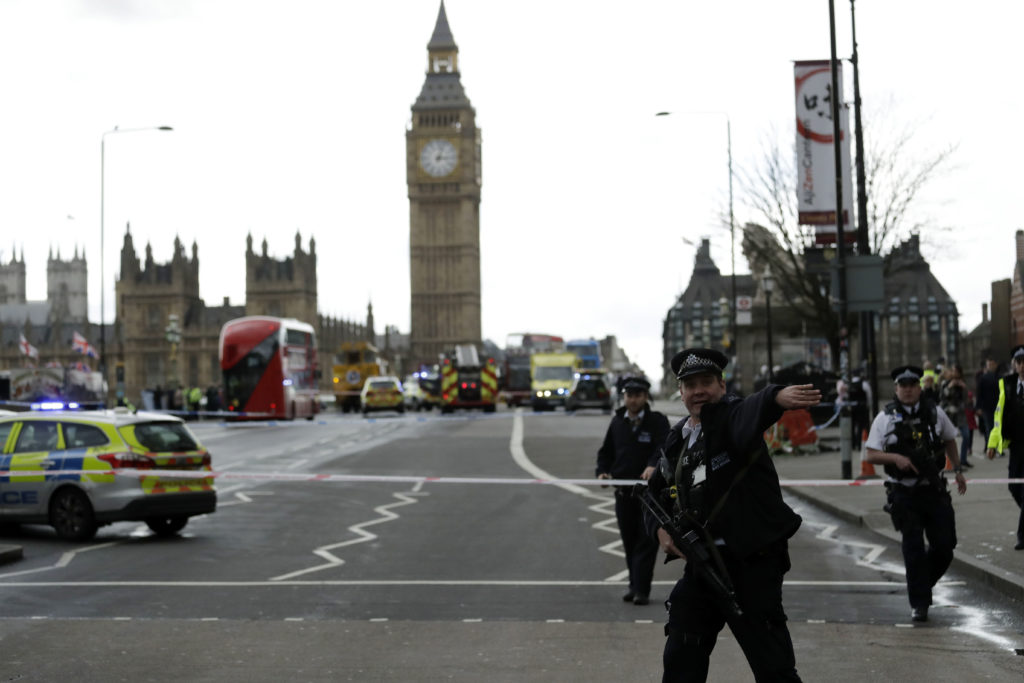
<box><xmin>99</xmin><ymin>134</ymin><xmax>107</xmax><ymax>406</ymax></box>
<box><xmin>766</xmin><ymin>287</ymin><xmax>774</xmax><ymax>383</ymax></box>
<box><xmin>829</xmin><ymin>0</ymin><xmax>852</xmax><ymax>479</ymax></box>
<box><xmin>850</xmin><ymin>0</ymin><xmax>879</xmax><ymax>418</ymax></box>
<box><xmin>728</xmin><ymin>120</ymin><xmax>738</xmax><ymax>383</ymax></box>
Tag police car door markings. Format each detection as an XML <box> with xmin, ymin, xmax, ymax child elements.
<box><xmin>269</xmin><ymin>484</ymin><xmax>425</xmax><ymax>581</ymax></box>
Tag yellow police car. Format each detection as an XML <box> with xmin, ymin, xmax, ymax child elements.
<box><xmin>360</xmin><ymin>376</ymin><xmax>405</xmax><ymax>415</ymax></box>
<box><xmin>0</xmin><ymin>409</ymin><xmax>216</xmax><ymax>541</ymax></box>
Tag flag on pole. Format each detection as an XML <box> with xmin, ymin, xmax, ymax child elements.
<box><xmin>72</xmin><ymin>331</ymin><xmax>98</xmax><ymax>358</ymax></box>
<box><xmin>18</xmin><ymin>333</ymin><xmax>39</xmax><ymax>359</ymax></box>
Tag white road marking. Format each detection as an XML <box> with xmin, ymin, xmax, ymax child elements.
<box><xmin>219</xmin><ymin>490</ymin><xmax>276</xmax><ymax>506</ymax></box>
<box><xmin>0</xmin><ymin>541</ymin><xmax>122</xmax><ymax>580</ymax></box>
<box><xmin>268</xmin><ymin>485</ymin><xmax>425</xmax><ymax>581</ymax></box>
<box><xmin>509</xmin><ymin>409</ymin><xmax>624</xmax><ymax>579</ymax></box>
<box><xmin>803</xmin><ymin>520</ymin><xmax>896</xmax><ymax>572</ymax></box>
<box><xmin>0</xmin><ymin>578</ymin><xmax>919</xmax><ymax>588</ymax></box>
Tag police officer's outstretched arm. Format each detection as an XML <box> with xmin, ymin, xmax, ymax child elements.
<box><xmin>727</xmin><ymin>383</ymin><xmax>822</xmax><ymax>454</ymax></box>
<box><xmin>775</xmin><ymin>383</ymin><xmax>823</xmax><ymax>410</ymax></box>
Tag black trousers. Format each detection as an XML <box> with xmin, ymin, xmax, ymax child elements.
<box><xmin>890</xmin><ymin>483</ymin><xmax>957</xmax><ymax>609</ymax></box>
<box><xmin>662</xmin><ymin>541</ymin><xmax>801</xmax><ymax>683</ymax></box>
<box><xmin>1008</xmin><ymin>443</ymin><xmax>1024</xmax><ymax>543</ymax></box>
<box><xmin>614</xmin><ymin>488</ymin><xmax>658</xmax><ymax>597</ymax></box>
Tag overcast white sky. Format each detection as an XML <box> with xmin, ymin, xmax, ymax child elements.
<box><xmin>0</xmin><ymin>0</ymin><xmax>1018</xmax><ymax>383</ymax></box>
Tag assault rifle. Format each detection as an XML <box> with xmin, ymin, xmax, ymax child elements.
<box><xmin>900</xmin><ymin>422</ymin><xmax>945</xmax><ymax>490</ymax></box>
<box><xmin>634</xmin><ymin>484</ymin><xmax>743</xmax><ymax>618</ymax></box>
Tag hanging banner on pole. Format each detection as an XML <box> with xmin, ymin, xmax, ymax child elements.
<box><xmin>794</xmin><ymin>59</ymin><xmax>854</xmax><ymax>244</ymax></box>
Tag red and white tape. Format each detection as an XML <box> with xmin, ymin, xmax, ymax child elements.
<box><xmin>3</xmin><ymin>470</ymin><xmax>1024</xmax><ymax>486</ymax></box>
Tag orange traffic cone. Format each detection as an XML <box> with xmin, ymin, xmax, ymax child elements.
<box><xmin>859</xmin><ymin>429</ymin><xmax>876</xmax><ymax>478</ymax></box>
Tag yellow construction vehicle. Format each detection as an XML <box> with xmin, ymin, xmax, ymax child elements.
<box><xmin>332</xmin><ymin>341</ymin><xmax>388</xmax><ymax>413</ymax></box>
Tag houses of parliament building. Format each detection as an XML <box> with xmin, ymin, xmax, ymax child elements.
<box><xmin>2</xmin><ymin>2</ymin><xmax>484</xmax><ymax>402</ymax></box>
<box><xmin>0</xmin><ymin>227</ymin><xmax>377</xmax><ymax>402</ymax></box>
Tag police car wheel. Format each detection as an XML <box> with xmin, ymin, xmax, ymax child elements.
<box><xmin>146</xmin><ymin>516</ymin><xmax>189</xmax><ymax>536</ymax></box>
<box><xmin>50</xmin><ymin>488</ymin><xmax>98</xmax><ymax>542</ymax></box>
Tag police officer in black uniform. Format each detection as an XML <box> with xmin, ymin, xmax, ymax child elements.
<box><xmin>865</xmin><ymin>365</ymin><xmax>967</xmax><ymax>622</ymax></box>
<box><xmin>596</xmin><ymin>376</ymin><xmax>669</xmax><ymax>605</ymax></box>
<box><xmin>985</xmin><ymin>345</ymin><xmax>1024</xmax><ymax>550</ymax></box>
<box><xmin>646</xmin><ymin>348</ymin><xmax>820</xmax><ymax>682</ymax></box>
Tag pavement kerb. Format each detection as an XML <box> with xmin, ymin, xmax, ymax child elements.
<box><xmin>0</xmin><ymin>544</ymin><xmax>23</xmax><ymax>566</ymax></box>
<box><xmin>787</xmin><ymin>485</ymin><xmax>1024</xmax><ymax>604</ymax></box>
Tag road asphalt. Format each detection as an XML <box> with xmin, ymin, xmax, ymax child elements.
<box><xmin>2</xmin><ymin>425</ymin><xmax>1021</xmax><ymax>608</ymax></box>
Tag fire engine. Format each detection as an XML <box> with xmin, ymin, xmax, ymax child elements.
<box><xmin>440</xmin><ymin>345</ymin><xmax>498</xmax><ymax>414</ymax></box>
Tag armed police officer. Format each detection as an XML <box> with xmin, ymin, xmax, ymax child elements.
<box><xmin>985</xmin><ymin>344</ymin><xmax>1024</xmax><ymax>550</ymax></box>
<box><xmin>644</xmin><ymin>348</ymin><xmax>820</xmax><ymax>682</ymax></box>
<box><xmin>865</xmin><ymin>365</ymin><xmax>967</xmax><ymax>622</ymax></box>
<box><xmin>596</xmin><ymin>376</ymin><xmax>670</xmax><ymax>605</ymax></box>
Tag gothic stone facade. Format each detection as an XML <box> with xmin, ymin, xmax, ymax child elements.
<box><xmin>407</xmin><ymin>2</ymin><xmax>482</xmax><ymax>365</ymax></box>
<box><xmin>662</xmin><ymin>233</ymin><xmax>960</xmax><ymax>394</ymax></box>
<box><xmin>114</xmin><ymin>226</ymin><xmax>370</xmax><ymax>402</ymax></box>
<box><xmin>0</xmin><ymin>247</ymin><xmax>97</xmax><ymax>373</ymax></box>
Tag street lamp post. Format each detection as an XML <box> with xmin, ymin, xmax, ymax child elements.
<box><xmin>165</xmin><ymin>313</ymin><xmax>182</xmax><ymax>388</ymax></box>
<box><xmin>763</xmin><ymin>271</ymin><xmax>775</xmax><ymax>383</ymax></box>
<box><xmin>100</xmin><ymin>125</ymin><xmax>173</xmax><ymax>404</ymax></box>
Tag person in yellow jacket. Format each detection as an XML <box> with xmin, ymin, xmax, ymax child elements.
<box><xmin>187</xmin><ymin>386</ymin><xmax>203</xmax><ymax>419</ymax></box>
<box><xmin>986</xmin><ymin>344</ymin><xmax>1024</xmax><ymax>550</ymax></box>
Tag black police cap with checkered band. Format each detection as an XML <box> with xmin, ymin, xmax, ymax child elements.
<box><xmin>671</xmin><ymin>348</ymin><xmax>729</xmax><ymax>381</ymax></box>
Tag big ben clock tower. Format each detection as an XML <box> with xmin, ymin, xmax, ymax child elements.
<box><xmin>407</xmin><ymin>1</ymin><xmax>482</xmax><ymax>365</ymax></box>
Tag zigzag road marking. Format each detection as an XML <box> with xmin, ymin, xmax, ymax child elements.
<box><xmin>799</xmin><ymin>517</ymin><xmax>907</xmax><ymax>577</ymax></box>
<box><xmin>269</xmin><ymin>482</ymin><xmax>426</xmax><ymax>581</ymax></box>
<box><xmin>0</xmin><ymin>541</ymin><xmax>122</xmax><ymax>580</ymax></box>
<box><xmin>509</xmin><ymin>409</ymin><xmax>624</xmax><ymax>579</ymax></box>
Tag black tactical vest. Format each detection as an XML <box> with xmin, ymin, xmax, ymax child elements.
<box><xmin>1007</xmin><ymin>378</ymin><xmax>1024</xmax><ymax>442</ymax></box>
<box><xmin>881</xmin><ymin>400</ymin><xmax>944</xmax><ymax>481</ymax></box>
<box><xmin>673</xmin><ymin>429</ymin><xmax>708</xmax><ymax>526</ymax></box>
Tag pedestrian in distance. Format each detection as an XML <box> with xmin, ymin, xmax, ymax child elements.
<box><xmin>939</xmin><ymin>363</ymin><xmax>972</xmax><ymax>467</ymax></box>
<box><xmin>865</xmin><ymin>365</ymin><xmax>967</xmax><ymax>622</ymax></box>
<box><xmin>645</xmin><ymin>347</ymin><xmax>821</xmax><ymax>682</ymax></box>
<box><xmin>964</xmin><ymin>390</ymin><xmax>977</xmax><ymax>461</ymax></box>
<box><xmin>596</xmin><ymin>376</ymin><xmax>670</xmax><ymax>606</ymax></box>
<box><xmin>976</xmin><ymin>355</ymin><xmax>1000</xmax><ymax>452</ymax></box>
<box><xmin>921</xmin><ymin>373</ymin><xmax>939</xmax><ymax>405</ymax></box>
<box><xmin>985</xmin><ymin>345</ymin><xmax>1024</xmax><ymax>550</ymax></box>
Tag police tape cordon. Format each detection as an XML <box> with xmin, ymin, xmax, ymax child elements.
<box><xmin>1</xmin><ymin>470</ymin><xmax>1023</xmax><ymax>486</ymax></box>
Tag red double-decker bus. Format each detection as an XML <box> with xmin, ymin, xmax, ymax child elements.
<box><xmin>219</xmin><ymin>316</ymin><xmax>319</xmax><ymax>420</ymax></box>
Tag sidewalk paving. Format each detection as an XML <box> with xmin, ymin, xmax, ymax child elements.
<box><xmin>777</xmin><ymin>426</ymin><xmax>1024</xmax><ymax>603</ymax></box>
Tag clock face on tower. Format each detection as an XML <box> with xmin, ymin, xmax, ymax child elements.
<box><xmin>419</xmin><ymin>138</ymin><xmax>458</xmax><ymax>177</ymax></box>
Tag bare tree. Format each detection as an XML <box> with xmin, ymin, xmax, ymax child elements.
<box><xmin>864</xmin><ymin>114</ymin><xmax>958</xmax><ymax>257</ymax></box>
<box><xmin>733</xmin><ymin>108</ymin><xmax>957</xmax><ymax>362</ymax></box>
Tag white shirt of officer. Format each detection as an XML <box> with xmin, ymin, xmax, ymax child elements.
<box><xmin>865</xmin><ymin>397</ymin><xmax>957</xmax><ymax>487</ymax></box>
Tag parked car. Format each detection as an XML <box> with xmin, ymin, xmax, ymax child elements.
<box><xmin>360</xmin><ymin>376</ymin><xmax>405</xmax><ymax>415</ymax></box>
<box><xmin>565</xmin><ymin>373</ymin><xmax>613</xmax><ymax>413</ymax></box>
<box><xmin>0</xmin><ymin>408</ymin><xmax>216</xmax><ymax>541</ymax></box>
<box><xmin>402</xmin><ymin>374</ymin><xmax>434</xmax><ymax>411</ymax></box>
